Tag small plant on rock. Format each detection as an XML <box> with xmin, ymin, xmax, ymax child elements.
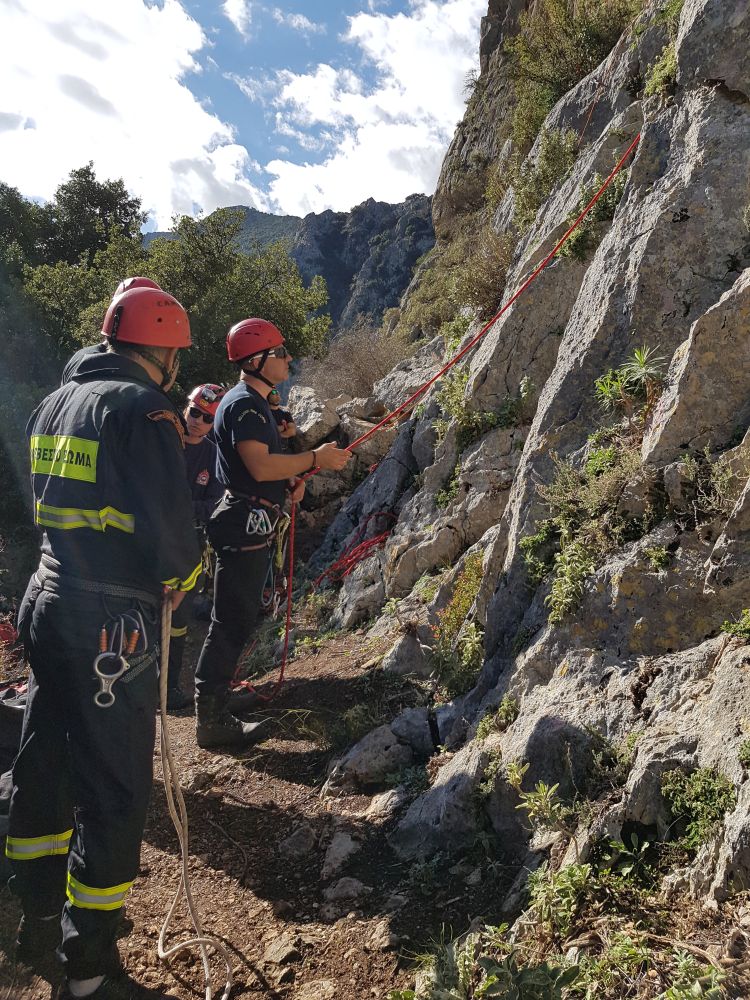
<box><xmin>546</xmin><ymin>540</ymin><xmax>596</xmax><ymax>624</ymax></box>
<box><xmin>739</xmin><ymin>740</ymin><xmax>750</xmax><ymax>769</ymax></box>
<box><xmin>722</xmin><ymin>611</ymin><xmax>750</xmax><ymax>641</ymax></box>
<box><xmin>527</xmin><ymin>861</ymin><xmax>592</xmax><ymax>938</ymax></box>
<box><xmin>644</xmin><ymin>545</ymin><xmax>670</xmax><ymax>570</ymax></box>
<box><xmin>560</xmin><ymin>169</ymin><xmax>629</xmax><ymax>262</ymax></box>
<box><xmin>645</xmin><ymin>43</ymin><xmax>678</xmax><ymax>98</ymax></box>
<box><xmin>511</xmin><ymin>127</ymin><xmax>579</xmax><ymax>232</ymax></box>
<box><xmin>661</xmin><ymin>767</ymin><xmax>736</xmax><ymax>854</ymax></box>
<box><xmin>476</xmin><ymin>695</ymin><xmax>520</xmax><ymax>741</ymax></box>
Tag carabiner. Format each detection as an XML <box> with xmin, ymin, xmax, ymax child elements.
<box><xmin>93</xmin><ymin>651</ymin><xmax>129</xmax><ymax>708</ymax></box>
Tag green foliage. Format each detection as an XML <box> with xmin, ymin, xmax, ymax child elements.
<box><xmin>478</xmin><ymin>748</ymin><xmax>506</xmax><ymax>798</ymax></box>
<box><xmin>453</xmin><ymin>227</ymin><xmax>515</xmax><ymax>319</ymax></box>
<box><xmin>559</xmin><ymin>170</ymin><xmax>629</xmax><ymax>262</ymax></box>
<box><xmin>505</xmin><ymin>0</ymin><xmax>644</xmax><ymax>153</ymax></box>
<box><xmin>569</xmin><ymin>932</ymin><xmax>651</xmax><ymax>997</ymax></box>
<box><xmin>475</xmin><ymin>951</ymin><xmax>579</xmax><ymax>998</ymax></box>
<box><xmin>385</xmin><ymin>765</ymin><xmax>431</xmax><ymax>796</ymax></box>
<box><xmin>644</xmin><ymin>545</ymin><xmax>670</xmax><ymax>570</ymax></box>
<box><xmin>433</xmin><ymin>554</ymin><xmax>484</xmax><ymax>650</ymax></box>
<box><xmin>682</xmin><ymin>446</ymin><xmax>747</xmax><ymax>524</ymax></box>
<box><xmin>645</xmin><ymin>43</ymin><xmax>678</xmax><ymax>98</ymax></box>
<box><xmin>661</xmin><ymin>768</ymin><xmax>736</xmax><ymax>854</ymax></box>
<box><xmin>599</xmin><ymin>831</ymin><xmax>653</xmax><ymax>882</ymax></box>
<box><xmin>433</xmin><ymin>370</ymin><xmax>504</xmax><ymax>453</ymax></box>
<box><xmin>584</xmin><ymin>446</ymin><xmax>619</xmax><ymax>478</ymax></box>
<box><xmin>441</xmin><ymin>313</ymin><xmax>472</xmax><ymax>360</ymax></box>
<box><xmin>739</xmin><ymin>740</ymin><xmax>750</xmax><ymax>769</ymax></box>
<box><xmin>512</xmin><ymin>129</ymin><xmax>579</xmax><ymax>231</ymax></box>
<box><xmin>527</xmin><ymin>862</ymin><xmax>592</xmax><ymax>937</ymax></box>
<box><xmin>721</xmin><ymin>608</ymin><xmax>750</xmax><ymax>642</ymax></box>
<box><xmin>436</xmin><ymin>464</ymin><xmax>462</xmax><ymax>510</ymax></box>
<box><xmin>534</xmin><ymin>438</ymin><xmax>648</xmax><ymax>622</ymax></box>
<box><xmin>519</xmin><ymin>520</ymin><xmax>559</xmax><ymax>586</ymax></box>
<box><xmin>658</xmin><ymin>950</ymin><xmax>725</xmax><ymax>999</ymax></box>
<box><xmin>546</xmin><ymin>540</ymin><xmax>596</xmax><ymax>623</ymax></box>
<box><xmin>476</xmin><ymin>696</ymin><xmax>520</xmax><ymax>741</ymax></box>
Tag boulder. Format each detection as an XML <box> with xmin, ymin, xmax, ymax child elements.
<box><xmin>287</xmin><ymin>386</ymin><xmax>340</xmax><ymax>449</ymax></box>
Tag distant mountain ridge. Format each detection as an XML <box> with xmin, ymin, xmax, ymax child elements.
<box><xmin>143</xmin><ymin>196</ymin><xmax>434</xmax><ymax>331</ymax></box>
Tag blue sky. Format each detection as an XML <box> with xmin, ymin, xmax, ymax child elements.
<box><xmin>0</xmin><ymin>0</ymin><xmax>485</xmax><ymax>227</ymax></box>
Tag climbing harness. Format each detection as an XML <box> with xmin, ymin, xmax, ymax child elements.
<box><xmin>92</xmin><ymin>611</ymin><xmax>147</xmax><ymax>708</ymax></box>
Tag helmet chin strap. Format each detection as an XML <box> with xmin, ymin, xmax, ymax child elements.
<box><xmin>134</xmin><ymin>347</ymin><xmax>179</xmax><ymax>389</ymax></box>
<box><xmin>241</xmin><ymin>350</ymin><xmax>276</xmax><ymax>389</ymax></box>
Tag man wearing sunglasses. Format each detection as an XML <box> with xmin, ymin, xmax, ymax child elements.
<box><xmin>194</xmin><ymin>317</ymin><xmax>351</xmax><ymax>748</ymax></box>
<box><xmin>165</xmin><ymin>384</ymin><xmax>226</xmax><ymax>710</ymax></box>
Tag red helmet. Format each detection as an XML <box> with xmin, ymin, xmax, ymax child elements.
<box><xmin>102</xmin><ymin>287</ymin><xmax>191</xmax><ymax>348</ymax></box>
<box><xmin>226</xmin><ymin>318</ymin><xmax>284</xmax><ymax>363</ymax></box>
<box><xmin>188</xmin><ymin>383</ymin><xmax>225</xmax><ymax>416</ymax></box>
<box><xmin>114</xmin><ymin>276</ymin><xmax>162</xmax><ymax>296</ymax></box>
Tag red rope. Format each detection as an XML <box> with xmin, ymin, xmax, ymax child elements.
<box><xmin>235</xmin><ymin>132</ymin><xmax>641</xmax><ymax>704</ymax></box>
<box><xmin>313</xmin><ymin>512</ymin><xmax>397</xmax><ymax>588</ymax></box>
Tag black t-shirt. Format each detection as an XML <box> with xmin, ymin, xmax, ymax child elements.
<box><xmin>184</xmin><ymin>435</ymin><xmax>223</xmax><ymax>524</ymax></box>
<box><xmin>213</xmin><ymin>382</ymin><xmax>285</xmax><ymax>506</ymax></box>
<box><xmin>271</xmin><ymin>406</ymin><xmax>293</xmax><ymax>452</ymax></box>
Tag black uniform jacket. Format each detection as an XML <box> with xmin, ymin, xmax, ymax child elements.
<box><xmin>29</xmin><ymin>350</ymin><xmax>202</xmax><ymax>595</ymax></box>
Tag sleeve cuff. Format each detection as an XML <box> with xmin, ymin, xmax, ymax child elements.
<box><xmin>162</xmin><ymin>561</ymin><xmax>202</xmax><ymax>593</ymax></box>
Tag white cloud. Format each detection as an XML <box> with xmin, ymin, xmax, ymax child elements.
<box><xmin>222</xmin><ymin>0</ymin><xmax>253</xmax><ymax>38</ymax></box>
<box><xmin>265</xmin><ymin>0</ymin><xmax>485</xmax><ymax>214</ymax></box>
<box><xmin>0</xmin><ymin>0</ymin><xmax>268</xmax><ymax>227</ymax></box>
<box><xmin>271</xmin><ymin>9</ymin><xmax>326</xmax><ymax>34</ymax></box>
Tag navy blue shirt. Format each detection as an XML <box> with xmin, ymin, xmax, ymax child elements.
<box><xmin>213</xmin><ymin>382</ymin><xmax>285</xmax><ymax>507</ymax></box>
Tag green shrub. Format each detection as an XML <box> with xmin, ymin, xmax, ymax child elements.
<box><xmin>661</xmin><ymin>767</ymin><xmax>736</xmax><ymax>854</ymax></box>
<box><xmin>435</xmin><ymin>464</ymin><xmax>461</xmax><ymax>509</ymax></box>
<box><xmin>644</xmin><ymin>545</ymin><xmax>670</xmax><ymax>570</ymax></box>
<box><xmin>527</xmin><ymin>862</ymin><xmax>592</xmax><ymax>937</ymax></box>
<box><xmin>432</xmin><ymin>554</ymin><xmax>486</xmax><ymax>696</ymax></box>
<box><xmin>512</xmin><ymin>128</ymin><xmax>579</xmax><ymax>231</ymax></box>
<box><xmin>453</xmin><ymin>226</ymin><xmax>515</xmax><ymax>318</ymax></box>
<box><xmin>720</xmin><ymin>609</ymin><xmax>750</xmax><ymax>642</ymax></box>
<box><xmin>645</xmin><ymin>43</ymin><xmax>677</xmax><ymax>98</ymax></box>
<box><xmin>559</xmin><ymin>169</ymin><xmax>629</xmax><ymax>262</ymax></box>
<box><xmin>585</xmin><ymin>445</ymin><xmax>619</xmax><ymax>478</ymax></box>
<box><xmin>546</xmin><ymin>540</ymin><xmax>597</xmax><ymax>623</ymax></box>
<box><xmin>519</xmin><ymin>519</ymin><xmax>559</xmax><ymax>585</ymax></box>
<box><xmin>476</xmin><ymin>695</ymin><xmax>520</xmax><ymax>740</ymax></box>
<box><xmin>506</xmin><ymin>0</ymin><xmax>645</xmax><ymax>153</ymax></box>
<box><xmin>440</xmin><ymin>313</ymin><xmax>471</xmax><ymax>360</ymax></box>
<box><xmin>739</xmin><ymin>740</ymin><xmax>750</xmax><ymax>769</ymax></box>
<box><xmin>594</xmin><ymin>345</ymin><xmax>666</xmax><ymax>419</ymax></box>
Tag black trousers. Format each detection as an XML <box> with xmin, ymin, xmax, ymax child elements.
<box><xmin>167</xmin><ymin>588</ymin><xmax>194</xmax><ymax>690</ymax></box>
<box><xmin>194</xmin><ymin>546</ymin><xmax>272</xmax><ymax>698</ymax></box>
<box><xmin>7</xmin><ymin>574</ymin><xmax>158</xmax><ymax>978</ymax></box>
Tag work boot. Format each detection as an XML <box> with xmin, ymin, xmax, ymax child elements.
<box><xmin>16</xmin><ymin>912</ymin><xmax>61</xmax><ymax>966</ymax></box>
<box><xmin>226</xmin><ymin>683</ymin><xmax>261</xmax><ymax>712</ymax></box>
<box><xmin>195</xmin><ymin>693</ymin><xmax>271</xmax><ymax>749</ymax></box>
<box><xmin>166</xmin><ymin>684</ymin><xmax>193</xmax><ymax>712</ymax></box>
<box><xmin>54</xmin><ymin>972</ymin><xmax>134</xmax><ymax>1000</ymax></box>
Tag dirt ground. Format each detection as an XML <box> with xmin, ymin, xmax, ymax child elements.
<box><xmin>0</xmin><ymin>613</ymin><xmax>512</xmax><ymax>1000</ymax></box>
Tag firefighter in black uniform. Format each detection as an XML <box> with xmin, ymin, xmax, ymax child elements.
<box><xmin>6</xmin><ymin>285</ymin><xmax>201</xmax><ymax>1000</ymax></box>
<box><xmin>194</xmin><ymin>318</ymin><xmax>351</xmax><ymax>748</ymax></box>
<box><xmin>166</xmin><ymin>383</ymin><xmax>225</xmax><ymax>710</ymax></box>
<box><xmin>267</xmin><ymin>387</ymin><xmax>296</xmax><ymax>452</ymax></box>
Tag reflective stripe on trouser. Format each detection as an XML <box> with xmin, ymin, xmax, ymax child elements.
<box><xmin>6</xmin><ymin>827</ymin><xmax>73</xmax><ymax>860</ymax></box>
<box><xmin>67</xmin><ymin>874</ymin><xmax>133</xmax><ymax>911</ymax></box>
<box><xmin>170</xmin><ymin>624</ymin><xmax>188</xmax><ymax>638</ymax></box>
<box><xmin>35</xmin><ymin>500</ymin><xmax>135</xmax><ymax>534</ymax></box>
<box><xmin>8</xmin><ymin>579</ymin><xmax>158</xmax><ymax>978</ymax></box>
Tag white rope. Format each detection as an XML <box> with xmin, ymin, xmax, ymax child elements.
<box><xmin>156</xmin><ymin>594</ymin><xmax>233</xmax><ymax>1000</ymax></box>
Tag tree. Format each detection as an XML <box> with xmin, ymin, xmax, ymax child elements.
<box><xmin>0</xmin><ymin>182</ymin><xmax>46</xmax><ymax>272</ymax></box>
<box><xmin>41</xmin><ymin>162</ymin><xmax>146</xmax><ymax>265</ymax></box>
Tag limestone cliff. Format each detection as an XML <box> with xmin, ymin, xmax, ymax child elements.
<box><xmin>307</xmin><ymin>0</ymin><xmax>750</xmax><ymax>928</ymax></box>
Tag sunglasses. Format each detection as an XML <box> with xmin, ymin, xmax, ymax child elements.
<box><xmin>268</xmin><ymin>345</ymin><xmax>290</xmax><ymax>359</ymax></box>
<box><xmin>187</xmin><ymin>406</ymin><xmax>214</xmax><ymax>425</ymax></box>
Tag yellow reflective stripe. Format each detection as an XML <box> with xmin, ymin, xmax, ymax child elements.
<box><xmin>6</xmin><ymin>828</ymin><xmax>73</xmax><ymax>861</ymax></box>
<box><xmin>30</xmin><ymin>434</ymin><xmax>98</xmax><ymax>483</ymax></box>
<box><xmin>170</xmin><ymin>625</ymin><xmax>188</xmax><ymax>637</ymax></box>
<box><xmin>66</xmin><ymin>874</ymin><xmax>133</xmax><ymax>911</ymax></box>
<box><xmin>162</xmin><ymin>561</ymin><xmax>202</xmax><ymax>593</ymax></box>
<box><xmin>35</xmin><ymin>502</ymin><xmax>135</xmax><ymax>534</ymax></box>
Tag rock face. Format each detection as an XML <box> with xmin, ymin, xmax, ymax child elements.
<box><xmin>306</xmin><ymin>0</ymin><xmax>750</xmax><ymax>907</ymax></box>
<box><xmin>290</xmin><ymin>195</ymin><xmax>434</xmax><ymax>330</ymax></box>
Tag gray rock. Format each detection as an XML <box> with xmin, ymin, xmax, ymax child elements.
<box><xmin>279</xmin><ymin>823</ymin><xmax>317</xmax><ymax>860</ymax></box>
<box><xmin>263</xmin><ymin>935</ymin><xmax>301</xmax><ymax>965</ymax></box>
<box><xmin>321</xmin><ymin>832</ymin><xmax>360</xmax><ymax>879</ymax></box>
<box><xmin>287</xmin><ymin>385</ymin><xmax>340</xmax><ymax>449</ymax></box>
<box><xmin>390</xmin><ymin>708</ymin><xmax>435</xmax><ymax>758</ymax></box>
<box><xmin>331</xmin><ymin>552</ymin><xmax>386</xmax><ymax>630</ymax></box>
<box><xmin>337</xmin><ymin>396</ymin><xmax>387</xmax><ymax>421</ymax></box>
<box><xmin>323</xmin><ymin>877</ymin><xmax>371</xmax><ymax>902</ymax></box>
<box><xmin>365</xmin><ymin>787</ymin><xmax>411</xmax><ymax>821</ymax></box>
<box><xmin>643</xmin><ymin>268</ymin><xmax>750</xmax><ymax>464</ymax></box>
<box><xmin>373</xmin><ymin>337</ymin><xmax>444</xmax><ymax>412</ymax></box>
<box><xmin>325</xmin><ymin>725</ymin><xmax>414</xmax><ymax>792</ymax></box>
<box><xmin>381</xmin><ymin>631</ymin><xmax>433</xmax><ymax>678</ymax></box>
